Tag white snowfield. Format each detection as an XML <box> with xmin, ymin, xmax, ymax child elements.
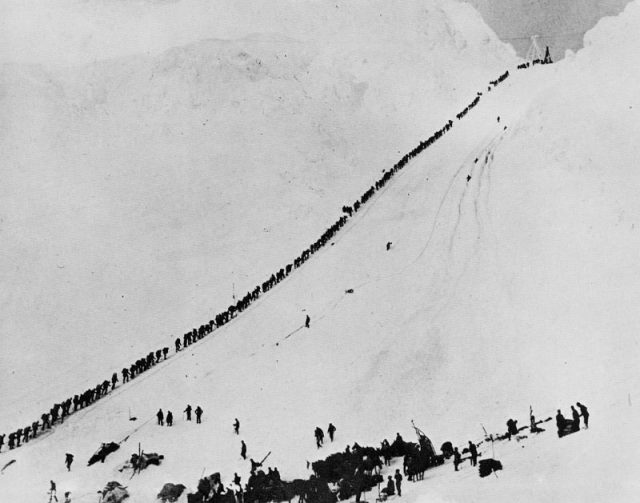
<box><xmin>2</xmin><ymin>0</ymin><xmax>640</xmax><ymax>502</ymax></box>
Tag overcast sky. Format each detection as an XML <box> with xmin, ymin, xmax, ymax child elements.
<box><xmin>0</xmin><ymin>0</ymin><xmax>634</xmax><ymax>66</ymax></box>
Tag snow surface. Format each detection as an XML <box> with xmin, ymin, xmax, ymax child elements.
<box><xmin>2</xmin><ymin>0</ymin><xmax>640</xmax><ymax>502</ymax></box>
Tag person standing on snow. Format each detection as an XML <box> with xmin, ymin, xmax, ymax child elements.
<box><xmin>327</xmin><ymin>423</ymin><xmax>336</xmax><ymax>442</ymax></box>
<box><xmin>234</xmin><ymin>418</ymin><xmax>240</xmax><ymax>435</ymax></box>
<box><xmin>453</xmin><ymin>447</ymin><xmax>461</xmax><ymax>471</ymax></box>
<box><xmin>166</xmin><ymin>411</ymin><xmax>173</xmax><ymax>427</ymax></box>
<box><xmin>195</xmin><ymin>406</ymin><xmax>203</xmax><ymax>424</ymax></box>
<box><xmin>305</xmin><ymin>315</ymin><xmax>310</xmax><ymax>328</ymax></box>
<box><xmin>577</xmin><ymin>402</ymin><xmax>589</xmax><ymax>429</ymax></box>
<box><xmin>184</xmin><ymin>404</ymin><xmax>192</xmax><ymax>421</ymax></box>
<box><xmin>556</xmin><ymin>410</ymin><xmax>566</xmax><ymax>437</ymax></box>
<box><xmin>157</xmin><ymin>409</ymin><xmax>164</xmax><ymax>426</ymax></box>
<box><xmin>468</xmin><ymin>441</ymin><xmax>478</xmax><ymax>466</ymax></box>
<box><xmin>65</xmin><ymin>453</ymin><xmax>74</xmax><ymax>471</ymax></box>
<box><xmin>394</xmin><ymin>469</ymin><xmax>403</xmax><ymax>496</ymax></box>
<box><xmin>241</xmin><ymin>440</ymin><xmax>247</xmax><ymax>460</ymax></box>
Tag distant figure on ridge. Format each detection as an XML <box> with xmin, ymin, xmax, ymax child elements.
<box><xmin>195</xmin><ymin>406</ymin><xmax>203</xmax><ymax>424</ymax></box>
<box><xmin>241</xmin><ymin>440</ymin><xmax>247</xmax><ymax>460</ymax></box>
<box><xmin>234</xmin><ymin>418</ymin><xmax>240</xmax><ymax>435</ymax></box>
<box><xmin>305</xmin><ymin>315</ymin><xmax>311</xmax><ymax>329</ymax></box>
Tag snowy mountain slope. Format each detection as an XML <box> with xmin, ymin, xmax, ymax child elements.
<box><xmin>2</xmin><ymin>1</ymin><xmax>640</xmax><ymax>502</ymax></box>
<box><xmin>0</xmin><ymin>0</ymin><xmax>516</xmax><ymax>431</ymax></box>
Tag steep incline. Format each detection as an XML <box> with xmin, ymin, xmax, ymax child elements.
<box><xmin>0</xmin><ymin>0</ymin><xmax>516</xmax><ymax>431</ymax></box>
<box><xmin>2</xmin><ymin>2</ymin><xmax>640</xmax><ymax>502</ymax></box>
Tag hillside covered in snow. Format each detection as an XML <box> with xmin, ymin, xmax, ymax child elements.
<box><xmin>2</xmin><ymin>0</ymin><xmax>640</xmax><ymax>502</ymax></box>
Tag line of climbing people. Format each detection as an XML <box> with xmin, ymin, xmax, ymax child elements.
<box><xmin>0</xmin><ymin>64</ymin><xmax>530</xmax><ymax>455</ymax></box>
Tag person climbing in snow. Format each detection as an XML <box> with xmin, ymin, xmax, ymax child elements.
<box><xmin>234</xmin><ymin>418</ymin><xmax>240</xmax><ymax>435</ymax></box>
<box><xmin>111</xmin><ymin>372</ymin><xmax>118</xmax><ymax>391</ymax></box>
<box><xmin>453</xmin><ymin>447</ymin><xmax>461</xmax><ymax>471</ymax></box>
<box><xmin>157</xmin><ymin>409</ymin><xmax>164</xmax><ymax>426</ymax></box>
<box><xmin>63</xmin><ymin>492</ymin><xmax>71</xmax><ymax>503</ymax></box>
<box><xmin>166</xmin><ymin>411</ymin><xmax>173</xmax><ymax>427</ymax></box>
<box><xmin>0</xmin><ymin>433</ymin><xmax>4</xmax><ymax>452</ymax></box>
<box><xmin>305</xmin><ymin>315</ymin><xmax>311</xmax><ymax>328</ymax></box>
<box><xmin>65</xmin><ymin>453</ymin><xmax>74</xmax><ymax>471</ymax></box>
<box><xmin>184</xmin><ymin>404</ymin><xmax>192</xmax><ymax>421</ymax></box>
<box><xmin>571</xmin><ymin>405</ymin><xmax>580</xmax><ymax>432</ymax></box>
<box><xmin>49</xmin><ymin>480</ymin><xmax>57</xmax><ymax>503</ymax></box>
<box><xmin>577</xmin><ymin>402</ymin><xmax>589</xmax><ymax>429</ymax></box>
<box><xmin>394</xmin><ymin>469</ymin><xmax>403</xmax><ymax>496</ymax></box>
<box><xmin>241</xmin><ymin>440</ymin><xmax>247</xmax><ymax>460</ymax></box>
<box><xmin>468</xmin><ymin>441</ymin><xmax>478</xmax><ymax>467</ymax></box>
<box><xmin>8</xmin><ymin>432</ymin><xmax>15</xmax><ymax>450</ymax></box>
<box><xmin>175</xmin><ymin>338</ymin><xmax>181</xmax><ymax>352</ymax></box>
<box><xmin>386</xmin><ymin>241</ymin><xmax>392</xmax><ymax>251</ymax></box>
<box><xmin>556</xmin><ymin>409</ymin><xmax>566</xmax><ymax>437</ymax></box>
<box><xmin>327</xmin><ymin>423</ymin><xmax>336</xmax><ymax>442</ymax></box>
<box><xmin>195</xmin><ymin>406</ymin><xmax>203</xmax><ymax>424</ymax></box>
<box><xmin>314</xmin><ymin>427</ymin><xmax>324</xmax><ymax>448</ymax></box>
<box><xmin>162</xmin><ymin>347</ymin><xmax>169</xmax><ymax>360</ymax></box>
<box><xmin>122</xmin><ymin>367</ymin><xmax>129</xmax><ymax>383</ymax></box>
<box><xmin>506</xmin><ymin>418</ymin><xmax>518</xmax><ymax>440</ymax></box>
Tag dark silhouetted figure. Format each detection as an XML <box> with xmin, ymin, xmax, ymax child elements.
<box><xmin>327</xmin><ymin>423</ymin><xmax>336</xmax><ymax>442</ymax></box>
<box><xmin>233</xmin><ymin>473</ymin><xmax>241</xmax><ymax>486</ymax></box>
<box><xmin>184</xmin><ymin>404</ymin><xmax>192</xmax><ymax>421</ymax></box>
<box><xmin>506</xmin><ymin>419</ymin><xmax>518</xmax><ymax>439</ymax></box>
<box><xmin>394</xmin><ymin>469</ymin><xmax>403</xmax><ymax>496</ymax></box>
<box><xmin>468</xmin><ymin>441</ymin><xmax>478</xmax><ymax>467</ymax></box>
<box><xmin>65</xmin><ymin>453</ymin><xmax>74</xmax><ymax>471</ymax></box>
<box><xmin>314</xmin><ymin>427</ymin><xmax>324</xmax><ymax>448</ymax></box>
<box><xmin>466</xmin><ymin>174</ymin><xmax>472</xmax><ymax>182</ymax></box>
<box><xmin>577</xmin><ymin>402</ymin><xmax>589</xmax><ymax>429</ymax></box>
<box><xmin>556</xmin><ymin>410</ymin><xmax>566</xmax><ymax>437</ymax></box>
<box><xmin>0</xmin><ymin>434</ymin><xmax>4</xmax><ymax>452</ymax></box>
<box><xmin>166</xmin><ymin>411</ymin><xmax>173</xmax><ymax>427</ymax></box>
<box><xmin>195</xmin><ymin>406</ymin><xmax>203</xmax><ymax>424</ymax></box>
<box><xmin>157</xmin><ymin>409</ymin><xmax>164</xmax><ymax>426</ymax></box>
<box><xmin>305</xmin><ymin>315</ymin><xmax>310</xmax><ymax>328</ymax></box>
<box><xmin>386</xmin><ymin>242</ymin><xmax>392</xmax><ymax>251</ymax></box>
<box><xmin>453</xmin><ymin>447</ymin><xmax>461</xmax><ymax>471</ymax></box>
<box><xmin>111</xmin><ymin>373</ymin><xmax>118</xmax><ymax>390</ymax></box>
<box><xmin>241</xmin><ymin>440</ymin><xmax>247</xmax><ymax>460</ymax></box>
<box><xmin>49</xmin><ymin>480</ymin><xmax>57</xmax><ymax>503</ymax></box>
<box><xmin>250</xmin><ymin>458</ymin><xmax>262</xmax><ymax>472</ymax></box>
<box><xmin>381</xmin><ymin>475</ymin><xmax>395</xmax><ymax>497</ymax></box>
<box><xmin>234</xmin><ymin>418</ymin><xmax>240</xmax><ymax>435</ymax></box>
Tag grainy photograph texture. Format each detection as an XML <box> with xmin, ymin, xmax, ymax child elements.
<box><xmin>1</xmin><ymin>1</ymin><xmax>639</xmax><ymax>502</ymax></box>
